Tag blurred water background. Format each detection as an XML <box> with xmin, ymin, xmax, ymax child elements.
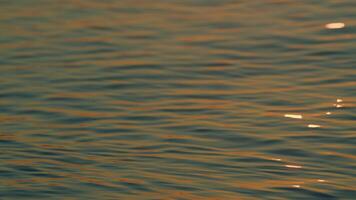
<box><xmin>0</xmin><ymin>0</ymin><xmax>355</xmax><ymax>199</ymax></box>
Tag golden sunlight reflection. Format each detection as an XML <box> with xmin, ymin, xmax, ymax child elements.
<box><xmin>325</xmin><ymin>22</ymin><xmax>345</xmax><ymax>29</ymax></box>
<box><xmin>334</xmin><ymin>104</ymin><xmax>343</xmax><ymax>108</ymax></box>
<box><xmin>333</xmin><ymin>99</ymin><xmax>345</xmax><ymax>108</ymax></box>
<box><xmin>285</xmin><ymin>165</ymin><xmax>303</xmax><ymax>169</ymax></box>
<box><xmin>284</xmin><ymin>114</ymin><xmax>303</xmax><ymax>119</ymax></box>
<box><xmin>308</xmin><ymin>124</ymin><xmax>321</xmax><ymax>128</ymax></box>
<box><xmin>326</xmin><ymin>112</ymin><xmax>332</xmax><ymax>115</ymax></box>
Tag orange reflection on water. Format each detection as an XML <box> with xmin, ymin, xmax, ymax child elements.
<box><xmin>308</xmin><ymin>124</ymin><xmax>321</xmax><ymax>128</ymax></box>
<box><xmin>284</xmin><ymin>114</ymin><xmax>303</xmax><ymax>119</ymax></box>
<box><xmin>325</xmin><ymin>22</ymin><xmax>345</xmax><ymax>29</ymax></box>
<box><xmin>285</xmin><ymin>165</ymin><xmax>302</xmax><ymax>169</ymax></box>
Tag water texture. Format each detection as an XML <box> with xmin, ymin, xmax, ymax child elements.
<box><xmin>0</xmin><ymin>0</ymin><xmax>355</xmax><ymax>199</ymax></box>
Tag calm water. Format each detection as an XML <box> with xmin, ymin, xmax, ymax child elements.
<box><xmin>0</xmin><ymin>1</ymin><xmax>355</xmax><ymax>199</ymax></box>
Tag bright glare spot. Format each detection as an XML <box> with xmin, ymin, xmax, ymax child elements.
<box><xmin>285</xmin><ymin>165</ymin><xmax>302</xmax><ymax>169</ymax></box>
<box><xmin>325</xmin><ymin>22</ymin><xmax>345</xmax><ymax>29</ymax></box>
<box><xmin>317</xmin><ymin>179</ymin><xmax>326</xmax><ymax>183</ymax></box>
<box><xmin>284</xmin><ymin>114</ymin><xmax>303</xmax><ymax>119</ymax></box>
<box><xmin>292</xmin><ymin>185</ymin><xmax>301</xmax><ymax>188</ymax></box>
<box><xmin>334</xmin><ymin>104</ymin><xmax>343</xmax><ymax>108</ymax></box>
<box><xmin>308</xmin><ymin>124</ymin><xmax>321</xmax><ymax>128</ymax></box>
<box><xmin>337</xmin><ymin>99</ymin><xmax>343</xmax><ymax>103</ymax></box>
<box><xmin>326</xmin><ymin>112</ymin><xmax>332</xmax><ymax>115</ymax></box>
<box><xmin>272</xmin><ymin>158</ymin><xmax>282</xmax><ymax>161</ymax></box>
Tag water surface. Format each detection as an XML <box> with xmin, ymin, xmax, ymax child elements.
<box><xmin>0</xmin><ymin>0</ymin><xmax>355</xmax><ymax>199</ymax></box>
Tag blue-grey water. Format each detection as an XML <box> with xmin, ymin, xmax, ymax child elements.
<box><xmin>0</xmin><ymin>1</ymin><xmax>355</xmax><ymax>199</ymax></box>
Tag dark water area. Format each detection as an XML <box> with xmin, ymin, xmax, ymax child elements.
<box><xmin>0</xmin><ymin>0</ymin><xmax>355</xmax><ymax>199</ymax></box>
